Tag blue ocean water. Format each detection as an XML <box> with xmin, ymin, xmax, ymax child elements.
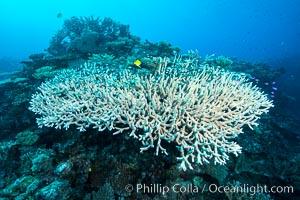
<box><xmin>0</xmin><ymin>0</ymin><xmax>299</xmax><ymax>62</ymax></box>
<box><xmin>1</xmin><ymin>0</ymin><xmax>299</xmax><ymax>113</ymax></box>
<box><xmin>0</xmin><ymin>1</ymin><xmax>299</xmax><ymax>199</ymax></box>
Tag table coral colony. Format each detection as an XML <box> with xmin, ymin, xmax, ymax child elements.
<box><xmin>29</xmin><ymin>54</ymin><xmax>273</xmax><ymax>171</ymax></box>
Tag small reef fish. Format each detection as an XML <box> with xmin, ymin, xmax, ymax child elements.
<box><xmin>134</xmin><ymin>59</ymin><xmax>142</xmax><ymax>68</ymax></box>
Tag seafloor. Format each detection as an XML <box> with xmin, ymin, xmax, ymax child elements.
<box><xmin>0</xmin><ymin>16</ymin><xmax>299</xmax><ymax>200</ymax></box>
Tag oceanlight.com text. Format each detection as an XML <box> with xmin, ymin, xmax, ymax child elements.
<box><xmin>125</xmin><ymin>183</ymin><xmax>294</xmax><ymax>196</ymax></box>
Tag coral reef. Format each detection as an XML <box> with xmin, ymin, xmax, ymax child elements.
<box><xmin>15</xmin><ymin>129</ymin><xmax>40</xmax><ymax>146</ymax></box>
<box><xmin>215</xmin><ymin>55</ymin><xmax>234</xmax><ymax>68</ymax></box>
<box><xmin>0</xmin><ymin>16</ymin><xmax>299</xmax><ymax>200</ymax></box>
<box><xmin>47</xmin><ymin>16</ymin><xmax>136</xmax><ymax>57</ymax></box>
<box><xmin>29</xmin><ymin>56</ymin><xmax>273</xmax><ymax>171</ymax></box>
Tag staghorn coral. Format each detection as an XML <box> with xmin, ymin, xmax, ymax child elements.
<box><xmin>32</xmin><ymin>66</ymin><xmax>60</xmax><ymax>80</ymax></box>
<box><xmin>215</xmin><ymin>55</ymin><xmax>233</xmax><ymax>68</ymax></box>
<box><xmin>88</xmin><ymin>53</ymin><xmax>115</xmax><ymax>66</ymax></box>
<box><xmin>29</xmin><ymin>55</ymin><xmax>273</xmax><ymax>171</ymax></box>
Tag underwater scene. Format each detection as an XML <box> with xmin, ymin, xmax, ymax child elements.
<box><xmin>0</xmin><ymin>0</ymin><xmax>299</xmax><ymax>199</ymax></box>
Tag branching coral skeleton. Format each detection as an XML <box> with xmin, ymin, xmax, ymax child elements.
<box><xmin>29</xmin><ymin>55</ymin><xmax>273</xmax><ymax>171</ymax></box>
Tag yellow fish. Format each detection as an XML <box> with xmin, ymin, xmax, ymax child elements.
<box><xmin>133</xmin><ymin>59</ymin><xmax>142</xmax><ymax>68</ymax></box>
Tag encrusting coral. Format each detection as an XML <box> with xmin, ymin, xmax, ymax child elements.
<box><xmin>29</xmin><ymin>54</ymin><xmax>273</xmax><ymax>171</ymax></box>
